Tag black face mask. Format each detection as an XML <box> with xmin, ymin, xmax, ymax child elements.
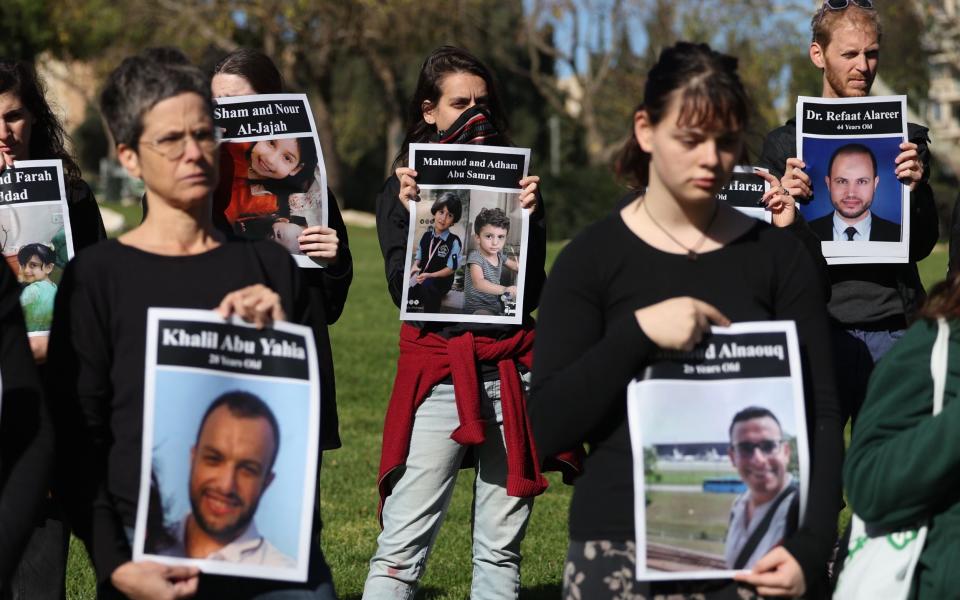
<box><xmin>432</xmin><ymin>105</ymin><xmax>501</xmax><ymax>146</ymax></box>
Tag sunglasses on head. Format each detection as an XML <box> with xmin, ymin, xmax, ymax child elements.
<box><xmin>732</xmin><ymin>440</ymin><xmax>783</xmax><ymax>457</ymax></box>
<box><xmin>814</xmin><ymin>0</ymin><xmax>875</xmax><ymax>30</ymax></box>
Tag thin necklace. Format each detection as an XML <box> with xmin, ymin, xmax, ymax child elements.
<box><xmin>642</xmin><ymin>198</ymin><xmax>720</xmax><ymax>261</ymax></box>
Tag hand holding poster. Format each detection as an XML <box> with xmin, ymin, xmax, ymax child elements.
<box><xmin>134</xmin><ymin>308</ymin><xmax>320</xmax><ymax>582</ymax></box>
<box><xmin>214</xmin><ymin>94</ymin><xmax>328</xmax><ymax>268</ymax></box>
<box><xmin>796</xmin><ymin>95</ymin><xmax>909</xmax><ymax>264</ymax></box>
<box><xmin>400</xmin><ymin>144</ymin><xmax>531</xmax><ymax>324</ymax></box>
<box><xmin>627</xmin><ymin>322</ymin><xmax>808</xmax><ymax>581</ymax></box>
<box><xmin>717</xmin><ymin>167</ymin><xmax>771</xmax><ymax>223</ymax></box>
<box><xmin>0</xmin><ymin>160</ymin><xmax>74</xmax><ymax>335</ymax></box>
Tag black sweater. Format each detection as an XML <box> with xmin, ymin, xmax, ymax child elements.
<box><xmin>291</xmin><ymin>193</ymin><xmax>353</xmax><ymax>450</ymax></box>
<box><xmin>47</xmin><ymin>239</ymin><xmax>306</xmax><ymax>588</ymax></box>
<box><xmin>530</xmin><ymin>213</ymin><xmax>842</xmax><ymax>593</ymax></box>
<box><xmin>0</xmin><ymin>264</ymin><xmax>49</xmax><ymax>582</ymax></box>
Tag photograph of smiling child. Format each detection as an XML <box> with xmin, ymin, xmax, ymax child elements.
<box><xmin>225</xmin><ymin>136</ymin><xmax>319</xmax><ymax>228</ymax></box>
<box><xmin>16</xmin><ymin>242</ymin><xmax>58</xmax><ymax>333</ymax></box>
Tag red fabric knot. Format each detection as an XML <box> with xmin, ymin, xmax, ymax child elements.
<box><xmin>376</xmin><ymin>323</ymin><xmax>570</xmax><ymax>527</ymax></box>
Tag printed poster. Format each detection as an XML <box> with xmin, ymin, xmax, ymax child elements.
<box><xmin>134</xmin><ymin>308</ymin><xmax>320</xmax><ymax>582</ymax></box>
<box><xmin>0</xmin><ymin>159</ymin><xmax>74</xmax><ymax>336</ymax></box>
<box><xmin>717</xmin><ymin>167</ymin><xmax>771</xmax><ymax>223</ymax></box>
<box><xmin>400</xmin><ymin>143</ymin><xmax>531</xmax><ymax>324</ymax></box>
<box><xmin>214</xmin><ymin>94</ymin><xmax>328</xmax><ymax>268</ymax></box>
<box><xmin>796</xmin><ymin>95</ymin><xmax>909</xmax><ymax>264</ymax></box>
<box><xmin>627</xmin><ymin>322</ymin><xmax>809</xmax><ymax>581</ymax></box>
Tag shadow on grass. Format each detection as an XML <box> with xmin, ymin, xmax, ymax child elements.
<box><xmin>521</xmin><ymin>583</ymin><xmax>563</xmax><ymax>598</ymax></box>
<box><xmin>341</xmin><ymin>585</ymin><xmax>446</xmax><ymax>600</ymax></box>
<box><xmin>341</xmin><ymin>584</ymin><xmax>564</xmax><ymax>599</ymax></box>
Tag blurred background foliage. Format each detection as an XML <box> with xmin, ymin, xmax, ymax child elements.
<box><xmin>0</xmin><ymin>0</ymin><xmax>954</xmax><ymax>240</ymax></box>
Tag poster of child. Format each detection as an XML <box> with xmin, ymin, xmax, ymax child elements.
<box><xmin>214</xmin><ymin>94</ymin><xmax>328</xmax><ymax>268</ymax></box>
<box><xmin>0</xmin><ymin>160</ymin><xmax>73</xmax><ymax>335</ymax></box>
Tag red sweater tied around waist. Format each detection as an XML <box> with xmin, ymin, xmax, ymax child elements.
<box><xmin>377</xmin><ymin>323</ymin><xmax>580</xmax><ymax>524</ymax></box>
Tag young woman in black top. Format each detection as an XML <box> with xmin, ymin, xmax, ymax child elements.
<box><xmin>48</xmin><ymin>54</ymin><xmax>335</xmax><ymax>599</ymax></box>
<box><xmin>530</xmin><ymin>42</ymin><xmax>841</xmax><ymax>599</ymax></box>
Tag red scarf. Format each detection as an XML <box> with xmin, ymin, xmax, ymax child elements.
<box><xmin>376</xmin><ymin>324</ymin><xmax>580</xmax><ymax>524</ymax></box>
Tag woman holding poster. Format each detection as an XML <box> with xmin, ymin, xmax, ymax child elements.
<box><xmin>210</xmin><ymin>47</ymin><xmax>352</xmax><ymax>455</ymax></box>
<box><xmin>0</xmin><ymin>61</ymin><xmax>107</xmax><ymax>356</ymax></box>
<box><xmin>365</xmin><ymin>46</ymin><xmax>574</xmax><ymax>599</ymax></box>
<box><xmin>47</xmin><ymin>54</ymin><xmax>336</xmax><ymax>599</ymax></box>
<box><xmin>530</xmin><ymin>42</ymin><xmax>842</xmax><ymax>599</ymax></box>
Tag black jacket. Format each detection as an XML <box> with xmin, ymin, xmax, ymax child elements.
<box><xmin>759</xmin><ymin>120</ymin><xmax>939</xmax><ymax>322</ymax></box>
<box><xmin>0</xmin><ymin>265</ymin><xmax>50</xmax><ymax>583</ymax></box>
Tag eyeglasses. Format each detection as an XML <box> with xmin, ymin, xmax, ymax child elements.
<box><xmin>813</xmin><ymin>0</ymin><xmax>874</xmax><ymax>32</ymax></box>
<box><xmin>732</xmin><ymin>440</ymin><xmax>783</xmax><ymax>457</ymax></box>
<box><xmin>140</xmin><ymin>127</ymin><xmax>222</xmax><ymax>160</ymax></box>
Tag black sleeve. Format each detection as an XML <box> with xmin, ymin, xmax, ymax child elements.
<box><xmin>522</xmin><ymin>190</ymin><xmax>547</xmax><ymax>314</ymax></box>
<box><xmin>950</xmin><ymin>191</ymin><xmax>960</xmax><ymax>277</ymax></box>
<box><xmin>786</xmin><ymin>212</ymin><xmax>831</xmax><ymax>303</ymax></box>
<box><xmin>906</xmin><ymin>125</ymin><xmax>939</xmax><ymax>264</ymax></box>
<box><xmin>0</xmin><ymin>267</ymin><xmax>51</xmax><ymax>581</ymax></box>
<box><xmin>68</xmin><ymin>179</ymin><xmax>108</xmax><ymax>251</ymax></box>
<box><xmin>299</xmin><ymin>189</ymin><xmax>353</xmax><ymax>325</ymax></box>
<box><xmin>375</xmin><ymin>176</ymin><xmax>409</xmax><ymax>309</ymax></box>
<box><xmin>758</xmin><ymin>124</ymin><xmax>831</xmax><ymax>302</ymax></box>
<box><xmin>529</xmin><ymin>233</ymin><xmax>657</xmax><ymax>459</ymax></box>
<box><xmin>771</xmin><ymin>235</ymin><xmax>843</xmax><ymax>597</ymax></box>
<box><xmin>46</xmin><ymin>259</ymin><xmax>127</xmax><ymax>585</ymax></box>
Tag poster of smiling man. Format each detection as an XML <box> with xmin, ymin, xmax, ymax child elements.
<box><xmin>796</xmin><ymin>95</ymin><xmax>909</xmax><ymax>264</ymax></box>
<box><xmin>214</xmin><ymin>94</ymin><xmax>328</xmax><ymax>268</ymax></box>
<box><xmin>400</xmin><ymin>144</ymin><xmax>530</xmax><ymax>324</ymax></box>
<box><xmin>0</xmin><ymin>159</ymin><xmax>74</xmax><ymax>335</ymax></box>
<box><xmin>627</xmin><ymin>322</ymin><xmax>809</xmax><ymax>581</ymax></box>
<box><xmin>134</xmin><ymin>308</ymin><xmax>320</xmax><ymax>582</ymax></box>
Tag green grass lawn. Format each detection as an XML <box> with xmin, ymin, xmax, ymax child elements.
<box><xmin>63</xmin><ymin>211</ymin><xmax>951</xmax><ymax>598</ymax></box>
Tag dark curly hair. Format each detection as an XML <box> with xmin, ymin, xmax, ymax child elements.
<box><xmin>0</xmin><ymin>61</ymin><xmax>82</xmax><ymax>182</ymax></box>
<box><xmin>473</xmin><ymin>207</ymin><xmax>510</xmax><ymax>234</ymax></box>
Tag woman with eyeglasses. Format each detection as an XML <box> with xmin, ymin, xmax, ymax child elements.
<box><xmin>47</xmin><ymin>53</ymin><xmax>336</xmax><ymax>599</ymax></box>
<box><xmin>530</xmin><ymin>42</ymin><xmax>842</xmax><ymax>599</ymax></box>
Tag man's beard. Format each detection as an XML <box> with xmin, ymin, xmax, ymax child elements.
<box><xmin>824</xmin><ymin>65</ymin><xmax>871</xmax><ymax>98</ymax></box>
<box><xmin>836</xmin><ymin>196</ymin><xmax>872</xmax><ymax>220</ymax></box>
<box><xmin>189</xmin><ymin>488</ymin><xmax>260</xmax><ymax>543</ymax></box>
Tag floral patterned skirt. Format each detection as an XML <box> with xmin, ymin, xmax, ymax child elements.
<box><xmin>562</xmin><ymin>540</ymin><xmax>760</xmax><ymax>600</ymax></box>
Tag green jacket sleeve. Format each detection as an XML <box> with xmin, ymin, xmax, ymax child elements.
<box><xmin>844</xmin><ymin>319</ymin><xmax>960</xmax><ymax>528</ymax></box>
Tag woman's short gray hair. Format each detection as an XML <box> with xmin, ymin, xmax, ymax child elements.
<box><xmin>100</xmin><ymin>53</ymin><xmax>212</xmax><ymax>149</ymax></box>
